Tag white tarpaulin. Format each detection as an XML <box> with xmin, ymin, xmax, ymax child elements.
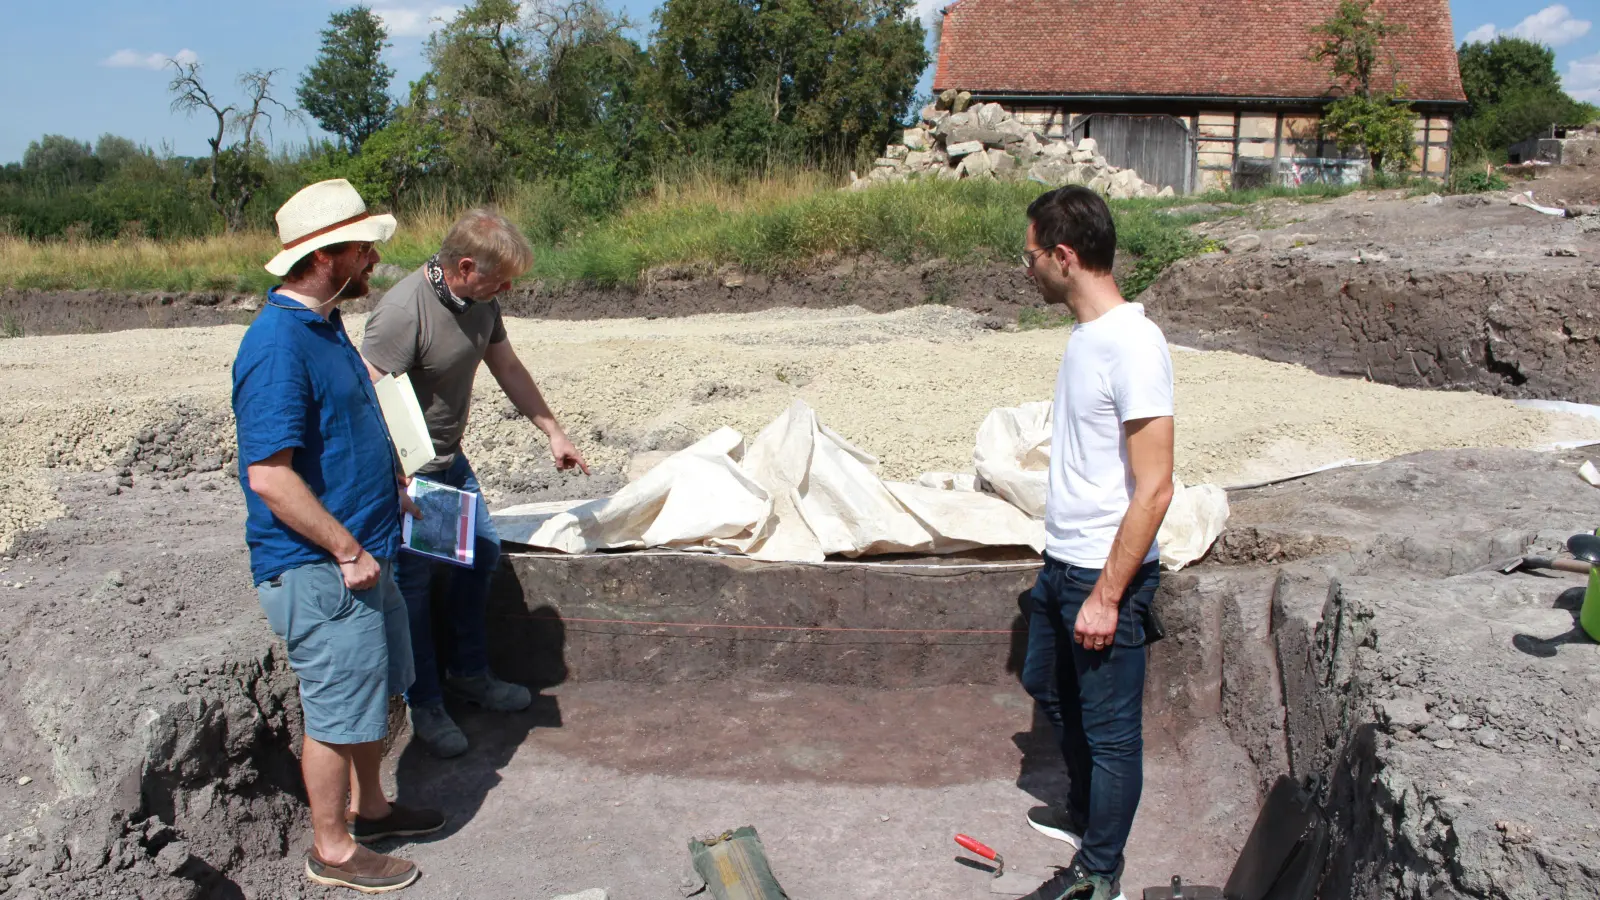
<box><xmin>494</xmin><ymin>398</ymin><xmax>1226</xmax><ymax>568</ymax></box>
<box><xmin>493</xmin><ymin>426</ymin><xmax>773</xmax><ymax>555</ymax></box>
<box><xmin>973</xmin><ymin>401</ymin><xmax>1052</xmax><ymax>517</ymax></box>
<box><xmin>1156</xmin><ymin>478</ymin><xmax>1229</xmax><ymax>571</ymax></box>
<box><xmin>496</xmin><ymin>400</ymin><xmax>1047</xmax><ymax>563</ymax></box>
<box><xmin>968</xmin><ymin>401</ymin><xmax>1228</xmax><ymax>569</ymax></box>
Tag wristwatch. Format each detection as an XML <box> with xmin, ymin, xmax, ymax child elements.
<box><xmin>338</xmin><ymin>548</ymin><xmax>363</xmax><ymax>565</ymax></box>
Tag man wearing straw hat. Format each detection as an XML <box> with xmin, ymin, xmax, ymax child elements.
<box><xmin>233</xmin><ymin>179</ymin><xmax>444</xmax><ymax>893</ymax></box>
<box><xmin>361</xmin><ymin>207</ymin><xmax>588</xmax><ymax>758</ymax></box>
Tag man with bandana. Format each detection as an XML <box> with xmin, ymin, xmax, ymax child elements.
<box><xmin>361</xmin><ymin>208</ymin><xmax>589</xmax><ymax>758</ymax></box>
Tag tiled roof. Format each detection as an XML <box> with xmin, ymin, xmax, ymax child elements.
<box><xmin>932</xmin><ymin>0</ymin><xmax>1467</xmax><ymax>103</ymax></box>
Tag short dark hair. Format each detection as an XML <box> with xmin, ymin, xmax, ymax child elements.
<box><xmin>284</xmin><ymin>241</ymin><xmax>354</xmax><ymax>282</ymax></box>
<box><xmin>1026</xmin><ymin>187</ymin><xmax>1116</xmax><ymax>274</ymax></box>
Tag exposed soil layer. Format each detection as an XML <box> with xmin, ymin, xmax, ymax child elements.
<box><xmin>0</xmin><ymin>290</ymin><xmax>260</xmax><ymax>337</ymax></box>
<box><xmin>488</xmin><ymin>551</ymin><xmax>1039</xmax><ymax>690</ymax></box>
<box><xmin>0</xmin><ymin>256</ymin><xmax>1040</xmax><ymax>339</ymax></box>
<box><xmin>13</xmin><ymin>189</ymin><xmax>1600</xmax><ymax>415</ymax></box>
<box><xmin>1240</xmin><ymin>449</ymin><xmax>1600</xmax><ymax>900</ymax></box>
<box><xmin>1142</xmin><ymin>189</ymin><xmax>1600</xmax><ymax>404</ymax></box>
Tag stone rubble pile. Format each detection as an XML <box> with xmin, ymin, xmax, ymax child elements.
<box><xmin>850</xmin><ymin>89</ymin><xmax>1176</xmax><ymax>199</ymax></box>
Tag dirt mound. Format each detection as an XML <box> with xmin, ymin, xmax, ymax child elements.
<box><xmin>0</xmin><ymin>476</ymin><xmax>308</xmax><ymax>900</ymax></box>
<box><xmin>1142</xmin><ymin>190</ymin><xmax>1600</xmax><ymax>403</ymax></box>
<box><xmin>0</xmin><ymin>290</ymin><xmax>258</xmax><ymax>337</ymax></box>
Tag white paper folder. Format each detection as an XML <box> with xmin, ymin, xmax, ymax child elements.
<box><xmin>374</xmin><ymin>372</ymin><xmax>434</xmax><ymax>478</ymax></box>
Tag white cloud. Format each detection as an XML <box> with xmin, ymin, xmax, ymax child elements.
<box><xmin>1510</xmin><ymin>5</ymin><xmax>1592</xmax><ymax>48</ymax></box>
<box><xmin>1463</xmin><ymin>23</ymin><xmax>1497</xmax><ymax>44</ymax></box>
<box><xmin>102</xmin><ymin>48</ymin><xmax>199</xmax><ymax>70</ymax></box>
<box><xmin>1566</xmin><ymin>52</ymin><xmax>1600</xmax><ymax>103</ymax></box>
<box><xmin>373</xmin><ymin>4</ymin><xmax>460</xmax><ymax>38</ymax></box>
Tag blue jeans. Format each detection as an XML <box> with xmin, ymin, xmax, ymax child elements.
<box><xmin>396</xmin><ymin>454</ymin><xmax>502</xmax><ymax>708</ymax></box>
<box><xmin>1022</xmin><ymin>554</ymin><xmax>1159</xmax><ymax>877</ymax></box>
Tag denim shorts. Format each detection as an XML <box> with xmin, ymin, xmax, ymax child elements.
<box><xmin>257</xmin><ymin>559</ymin><xmax>415</xmax><ymax>744</ymax></box>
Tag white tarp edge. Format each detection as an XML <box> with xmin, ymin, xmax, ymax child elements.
<box><xmin>494</xmin><ymin>399</ymin><xmax>1229</xmax><ymax>568</ymax></box>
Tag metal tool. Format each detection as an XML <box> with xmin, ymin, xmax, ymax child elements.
<box><xmin>1569</xmin><ymin>533</ymin><xmax>1600</xmax><ymax>564</ymax></box>
<box><xmin>1141</xmin><ymin>875</ymin><xmax>1224</xmax><ymax>899</ymax></box>
<box><xmin>955</xmin><ymin>834</ymin><xmax>1042</xmax><ymax>896</ymax></box>
<box><xmin>1497</xmin><ymin>555</ymin><xmax>1593</xmax><ymax>576</ymax></box>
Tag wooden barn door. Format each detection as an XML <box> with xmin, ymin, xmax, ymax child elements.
<box><xmin>1070</xmin><ymin>114</ymin><xmax>1195</xmax><ymax>194</ymax></box>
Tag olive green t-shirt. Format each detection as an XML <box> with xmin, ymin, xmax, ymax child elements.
<box><xmin>361</xmin><ymin>268</ymin><xmax>507</xmax><ymax>474</ymax></box>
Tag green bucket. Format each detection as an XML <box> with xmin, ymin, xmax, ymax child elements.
<box><xmin>1584</xmin><ymin>565</ymin><xmax>1600</xmax><ymax>642</ymax></box>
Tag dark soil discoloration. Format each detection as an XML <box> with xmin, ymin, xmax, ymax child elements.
<box><xmin>0</xmin><ymin>290</ymin><xmax>260</xmax><ymax>337</ymax></box>
<box><xmin>2</xmin><ymin>257</ymin><xmax>1044</xmax><ymax>339</ymax></box>
<box><xmin>1142</xmin><ymin>190</ymin><xmax>1600</xmax><ymax>404</ymax></box>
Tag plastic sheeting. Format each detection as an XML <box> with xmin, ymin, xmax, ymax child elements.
<box><xmin>972</xmin><ymin>401</ymin><xmax>1052</xmax><ymax>517</ymax></box>
<box><xmin>494</xmin><ymin>398</ymin><xmax>1227</xmax><ymax>569</ymax></box>
<box><xmin>495</xmin><ymin>400</ymin><xmax>1046</xmax><ymax>563</ymax></box>
<box><xmin>1156</xmin><ymin>479</ymin><xmax>1229</xmax><ymax>571</ymax></box>
<box><xmin>968</xmin><ymin>402</ymin><xmax>1229</xmax><ymax>570</ymax></box>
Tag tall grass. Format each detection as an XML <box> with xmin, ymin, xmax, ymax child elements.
<box><xmin>0</xmin><ymin>173</ymin><xmax>1351</xmax><ymax>294</ymax></box>
<box><xmin>0</xmin><ymin>232</ymin><xmax>282</xmax><ymax>293</ymax></box>
<box><xmin>532</xmin><ymin>177</ymin><xmax>1043</xmax><ymax>286</ymax></box>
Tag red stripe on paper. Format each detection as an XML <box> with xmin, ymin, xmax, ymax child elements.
<box><xmin>457</xmin><ymin>494</ymin><xmax>470</xmax><ymax>562</ymax></box>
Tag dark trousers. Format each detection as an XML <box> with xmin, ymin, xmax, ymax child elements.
<box><xmin>394</xmin><ymin>454</ymin><xmax>502</xmax><ymax>708</ymax></box>
<box><xmin>1021</xmin><ymin>554</ymin><xmax>1159</xmax><ymax>877</ymax></box>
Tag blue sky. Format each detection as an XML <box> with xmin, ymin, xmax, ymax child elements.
<box><xmin>2</xmin><ymin>0</ymin><xmax>1596</xmax><ymax>163</ymax></box>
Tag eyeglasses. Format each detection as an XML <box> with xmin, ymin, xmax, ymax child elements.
<box><xmin>1021</xmin><ymin>248</ymin><xmax>1048</xmax><ymax>269</ymax></box>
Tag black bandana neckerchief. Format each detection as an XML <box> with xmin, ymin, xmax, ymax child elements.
<box><xmin>424</xmin><ymin>256</ymin><xmax>474</xmax><ymax>314</ymax></box>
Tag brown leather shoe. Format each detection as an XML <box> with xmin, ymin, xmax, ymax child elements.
<box><xmin>346</xmin><ymin>803</ymin><xmax>447</xmax><ymax>843</ymax></box>
<box><xmin>305</xmin><ymin>844</ymin><xmax>419</xmax><ymax>893</ymax></box>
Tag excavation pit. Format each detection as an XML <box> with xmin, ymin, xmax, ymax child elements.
<box><xmin>416</xmin><ymin>547</ymin><xmax>1266</xmax><ymax>897</ymax></box>
<box><xmin>6</xmin><ymin>450</ymin><xmax>1600</xmax><ymax>899</ymax></box>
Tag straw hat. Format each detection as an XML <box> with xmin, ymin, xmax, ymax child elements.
<box><xmin>265</xmin><ymin>179</ymin><xmax>397</xmax><ymax>277</ymax></box>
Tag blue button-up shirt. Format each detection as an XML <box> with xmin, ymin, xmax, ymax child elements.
<box><xmin>232</xmin><ymin>293</ymin><xmax>401</xmax><ymax>584</ymax></box>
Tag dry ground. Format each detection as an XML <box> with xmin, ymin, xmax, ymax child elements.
<box><xmin>4</xmin><ymin>254</ymin><xmax>1600</xmax><ymax>897</ymax></box>
<box><xmin>4</xmin><ymin>304</ymin><xmax>1600</xmax><ymax>554</ymax></box>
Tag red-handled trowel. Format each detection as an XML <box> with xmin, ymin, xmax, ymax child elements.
<box><xmin>955</xmin><ymin>834</ymin><xmax>1044</xmax><ymax>895</ymax></box>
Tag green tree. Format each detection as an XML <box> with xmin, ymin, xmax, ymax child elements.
<box><xmin>92</xmin><ymin>134</ymin><xmax>145</xmax><ymax>172</ymax></box>
<box><xmin>1454</xmin><ymin>36</ymin><xmax>1597</xmax><ymax>158</ymax></box>
<box><xmin>22</xmin><ymin>135</ymin><xmax>99</xmax><ymax>187</ymax></box>
<box><xmin>1322</xmin><ymin>90</ymin><xmax>1415</xmax><ymax>172</ymax></box>
<box><xmin>320</xmin><ymin>85</ymin><xmax>452</xmax><ymax>210</ymax></box>
<box><xmin>1309</xmin><ymin>0</ymin><xmax>1414</xmax><ymax>173</ymax></box>
<box><xmin>1459</xmin><ymin>36</ymin><xmax>1561</xmax><ymax>111</ymax></box>
<box><xmin>649</xmin><ymin>0</ymin><xmax>927</xmax><ymax>165</ymax></box>
<box><xmin>421</xmin><ymin>0</ymin><xmax>656</xmax><ymax>206</ymax></box>
<box><xmin>298</xmin><ymin>5</ymin><xmax>397</xmax><ymax>151</ymax></box>
<box><xmin>1310</xmin><ymin>0</ymin><xmax>1407</xmax><ymax>96</ymax></box>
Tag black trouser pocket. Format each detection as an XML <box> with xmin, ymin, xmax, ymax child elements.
<box><xmin>1141</xmin><ymin>603</ymin><xmax>1166</xmax><ymax>645</ymax></box>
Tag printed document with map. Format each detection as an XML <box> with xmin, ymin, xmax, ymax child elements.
<box><xmin>402</xmin><ymin>480</ymin><xmax>477</xmax><ymax>568</ymax></box>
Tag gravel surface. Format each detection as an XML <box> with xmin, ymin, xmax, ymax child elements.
<box><xmin>3</xmin><ymin>303</ymin><xmax>1599</xmax><ymax>551</ymax></box>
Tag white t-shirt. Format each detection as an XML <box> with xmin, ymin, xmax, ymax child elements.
<box><xmin>1045</xmin><ymin>302</ymin><xmax>1174</xmax><ymax>567</ymax></box>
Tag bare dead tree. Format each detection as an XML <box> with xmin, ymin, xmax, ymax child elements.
<box><xmin>168</xmin><ymin>60</ymin><xmax>301</xmax><ymax>232</ymax></box>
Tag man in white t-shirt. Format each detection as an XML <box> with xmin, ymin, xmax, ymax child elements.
<box><xmin>1015</xmin><ymin>187</ymin><xmax>1176</xmax><ymax>900</ymax></box>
